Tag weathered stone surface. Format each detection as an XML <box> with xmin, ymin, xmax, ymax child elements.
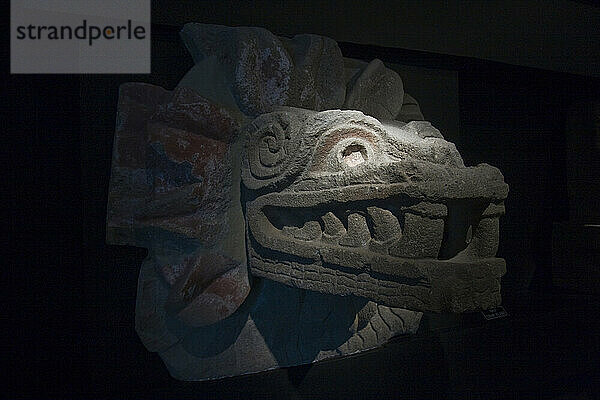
<box><xmin>402</xmin><ymin>120</ymin><xmax>444</xmax><ymax>139</ymax></box>
<box><xmin>107</xmin><ymin>83</ymin><xmax>241</xmax><ymax>246</ymax></box>
<box><xmin>135</xmin><ymin>260</ymin><xmax>422</xmax><ymax>380</ymax></box>
<box><xmin>397</xmin><ymin>93</ymin><xmax>425</xmax><ymax>121</ymax></box>
<box><xmin>108</xmin><ymin>82</ymin><xmax>423</xmax><ymax>381</ymax></box>
<box><xmin>180</xmin><ymin>24</ymin><xmax>292</xmax><ymax>117</ymax></box>
<box><xmin>153</xmin><ymin>86</ymin><xmax>242</xmax><ymax>143</ymax></box>
<box><xmin>107</xmin><ymin>82</ymin><xmax>250</xmax><ymax>328</ymax></box>
<box><xmin>107</xmin><ymin>23</ymin><xmax>509</xmax><ymax>381</ymax></box>
<box><xmin>180</xmin><ymin>24</ymin><xmax>347</xmax><ymax>117</ymax></box>
<box><xmin>388</xmin><ymin>213</ymin><xmax>445</xmax><ymax>258</ymax></box>
<box><xmin>242</xmin><ymin>108</ymin><xmax>508</xmax><ymax>312</ymax></box>
<box><xmin>166</xmin><ymin>252</ymin><xmax>250</xmax><ymax>327</ymax></box>
<box><xmin>281</xmin><ymin>34</ymin><xmax>346</xmax><ymax>111</ymax></box>
<box><xmin>343</xmin><ymin>57</ymin><xmax>423</xmax><ymax>122</ymax></box>
<box><xmin>344</xmin><ymin>59</ymin><xmax>404</xmax><ymax>120</ymax></box>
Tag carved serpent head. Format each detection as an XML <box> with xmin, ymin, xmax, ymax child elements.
<box><xmin>242</xmin><ymin>108</ymin><xmax>508</xmax><ymax>313</ymax></box>
<box><xmin>107</xmin><ymin>23</ymin><xmax>508</xmax><ymax>333</ymax></box>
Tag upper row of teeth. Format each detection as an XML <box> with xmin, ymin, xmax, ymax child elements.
<box><xmin>281</xmin><ymin>207</ymin><xmax>404</xmax><ymax>250</ymax></box>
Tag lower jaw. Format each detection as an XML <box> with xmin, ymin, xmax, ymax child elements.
<box><xmin>248</xmin><ymin>243</ymin><xmax>505</xmax><ymax>313</ymax></box>
<box><xmin>245</xmin><ymin>187</ymin><xmax>506</xmax><ymax>313</ymax></box>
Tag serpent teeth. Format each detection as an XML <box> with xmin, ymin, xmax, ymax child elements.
<box><xmin>339</xmin><ymin>213</ymin><xmax>371</xmax><ymax>247</ymax></box>
<box><xmin>322</xmin><ymin>212</ymin><xmax>346</xmax><ymax>237</ymax></box>
<box><xmin>389</xmin><ymin>213</ymin><xmax>444</xmax><ymax>258</ymax></box>
<box><xmin>366</xmin><ymin>206</ymin><xmax>402</xmax><ymax>243</ymax></box>
<box><xmin>283</xmin><ymin>221</ymin><xmax>322</xmax><ymax>241</ymax></box>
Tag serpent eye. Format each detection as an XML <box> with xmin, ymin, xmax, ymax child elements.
<box><xmin>306</xmin><ymin>124</ymin><xmax>383</xmax><ymax>173</ymax></box>
<box><xmin>340</xmin><ymin>143</ymin><xmax>368</xmax><ymax>167</ymax></box>
<box><xmin>333</xmin><ymin>138</ymin><xmax>374</xmax><ymax>170</ymax></box>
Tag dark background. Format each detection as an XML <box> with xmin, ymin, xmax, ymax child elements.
<box><xmin>8</xmin><ymin>1</ymin><xmax>600</xmax><ymax>399</ymax></box>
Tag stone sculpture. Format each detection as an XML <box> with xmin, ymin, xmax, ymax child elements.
<box><xmin>106</xmin><ymin>23</ymin><xmax>508</xmax><ymax>380</ymax></box>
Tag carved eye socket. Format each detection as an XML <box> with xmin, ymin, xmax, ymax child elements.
<box><xmin>308</xmin><ymin>127</ymin><xmax>381</xmax><ymax>173</ymax></box>
<box><xmin>333</xmin><ymin>138</ymin><xmax>374</xmax><ymax>170</ymax></box>
<box><xmin>341</xmin><ymin>144</ymin><xmax>368</xmax><ymax>167</ymax></box>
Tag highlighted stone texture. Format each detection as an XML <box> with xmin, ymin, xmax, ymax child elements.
<box><xmin>107</xmin><ymin>23</ymin><xmax>508</xmax><ymax>381</ymax></box>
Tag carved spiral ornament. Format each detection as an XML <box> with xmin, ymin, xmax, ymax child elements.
<box><xmin>242</xmin><ymin>110</ymin><xmax>309</xmax><ymax>191</ymax></box>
